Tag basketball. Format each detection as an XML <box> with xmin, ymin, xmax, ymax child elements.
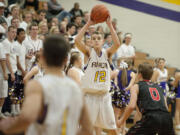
<box><xmin>90</xmin><ymin>4</ymin><xmax>109</xmax><ymax>23</ymax></box>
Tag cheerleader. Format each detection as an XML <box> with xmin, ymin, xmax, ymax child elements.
<box><xmin>23</xmin><ymin>52</ymin><xmax>43</xmax><ymax>84</ymax></box>
<box><xmin>174</xmin><ymin>70</ymin><xmax>180</xmax><ymax>129</ymax></box>
<box><xmin>111</xmin><ymin>60</ymin><xmax>136</xmax><ymax>135</ymax></box>
<box><xmin>151</xmin><ymin>58</ymin><xmax>168</xmax><ymax>95</ymax></box>
<box><xmin>66</xmin><ymin>52</ymin><xmax>84</xmax><ymax>85</ymax></box>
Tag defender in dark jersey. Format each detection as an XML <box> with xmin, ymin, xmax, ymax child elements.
<box><xmin>117</xmin><ymin>63</ymin><xmax>174</xmax><ymax>135</ymax></box>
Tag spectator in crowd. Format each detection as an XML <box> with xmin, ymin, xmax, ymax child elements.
<box><xmin>51</xmin><ymin>17</ymin><xmax>59</xmax><ymax>26</ymax></box>
<box><xmin>30</xmin><ymin>8</ymin><xmax>37</xmax><ymax>21</ymax></box>
<box><xmin>15</xmin><ymin>28</ymin><xmax>26</xmax><ymax>78</ymax></box>
<box><xmin>6</xmin><ymin>4</ymin><xmax>19</xmax><ymax>26</ymax></box>
<box><xmin>1</xmin><ymin>0</ymin><xmax>7</xmax><ymax>7</ymax></box>
<box><xmin>63</xmin><ymin>33</ymin><xmax>69</xmax><ymax>42</ymax></box>
<box><xmin>33</xmin><ymin>9</ymin><xmax>46</xmax><ymax>24</ymax></box>
<box><xmin>12</xmin><ymin>28</ymin><xmax>26</xmax><ymax>116</ymax></box>
<box><xmin>84</xmin><ymin>35</ymin><xmax>92</xmax><ymax>48</ymax></box>
<box><xmin>23</xmin><ymin>0</ymin><xmax>39</xmax><ymax>11</ymax></box>
<box><xmin>0</xmin><ymin>2</ymin><xmax>6</xmax><ymax>21</ymax></box>
<box><xmin>47</xmin><ymin>0</ymin><xmax>63</xmax><ymax>15</ymax></box>
<box><xmin>59</xmin><ymin>20</ymin><xmax>67</xmax><ymax>34</ymax></box>
<box><xmin>117</xmin><ymin>33</ymin><xmax>135</xmax><ymax>66</ymax></box>
<box><xmin>70</xmin><ymin>2</ymin><xmax>83</xmax><ymax>18</ymax></box>
<box><xmin>1</xmin><ymin>26</ymin><xmax>17</xmax><ymax>115</ymax></box>
<box><xmin>67</xmin><ymin>23</ymin><xmax>76</xmax><ymax>41</ymax></box>
<box><xmin>97</xmin><ymin>25</ymin><xmax>104</xmax><ymax>33</ymax></box>
<box><xmin>49</xmin><ymin>26</ymin><xmax>59</xmax><ymax>34</ymax></box>
<box><xmin>87</xmin><ymin>25</ymin><xmax>96</xmax><ymax>36</ymax></box>
<box><xmin>41</xmin><ymin>2</ymin><xmax>53</xmax><ymax>21</ymax></box>
<box><xmin>48</xmin><ymin>0</ymin><xmax>72</xmax><ymax>22</ymax></box>
<box><xmin>73</xmin><ymin>15</ymin><xmax>83</xmax><ymax>27</ymax></box>
<box><xmin>41</xmin><ymin>2</ymin><xmax>48</xmax><ymax>11</ymax></box>
<box><xmin>82</xmin><ymin>11</ymin><xmax>89</xmax><ymax>25</ymax></box>
<box><xmin>38</xmin><ymin>21</ymin><xmax>48</xmax><ymax>36</ymax></box>
<box><xmin>0</xmin><ymin>39</ymin><xmax>8</xmax><ymax>118</ymax></box>
<box><xmin>103</xmin><ymin>33</ymin><xmax>112</xmax><ymax>49</ymax></box>
<box><xmin>0</xmin><ymin>6</ymin><xmax>7</xmax><ymax>41</ymax></box>
<box><xmin>20</xmin><ymin>11</ymin><xmax>32</xmax><ymax>31</ymax></box>
<box><xmin>11</xmin><ymin>17</ymin><xmax>20</xmax><ymax>29</ymax></box>
<box><xmin>23</xmin><ymin>22</ymin><xmax>43</xmax><ymax>71</ymax></box>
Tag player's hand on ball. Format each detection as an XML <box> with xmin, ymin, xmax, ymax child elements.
<box><xmin>87</xmin><ymin>17</ymin><xmax>96</xmax><ymax>26</ymax></box>
<box><xmin>106</xmin><ymin>14</ymin><xmax>112</xmax><ymax>27</ymax></box>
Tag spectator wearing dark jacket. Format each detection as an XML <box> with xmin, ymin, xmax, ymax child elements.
<box><xmin>70</xmin><ymin>2</ymin><xmax>83</xmax><ymax>18</ymax></box>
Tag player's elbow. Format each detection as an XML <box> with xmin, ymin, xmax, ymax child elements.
<box><xmin>128</xmin><ymin>103</ymin><xmax>136</xmax><ymax>110</ymax></box>
<box><xmin>19</xmin><ymin>113</ymin><xmax>34</xmax><ymax>125</ymax></box>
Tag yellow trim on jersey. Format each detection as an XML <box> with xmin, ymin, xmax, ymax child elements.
<box><xmin>61</xmin><ymin>108</ymin><xmax>68</xmax><ymax>135</ymax></box>
<box><xmin>162</xmin><ymin>0</ymin><xmax>180</xmax><ymax>5</ymax></box>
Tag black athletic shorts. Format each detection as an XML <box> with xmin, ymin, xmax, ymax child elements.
<box><xmin>126</xmin><ymin>111</ymin><xmax>175</xmax><ymax>135</ymax></box>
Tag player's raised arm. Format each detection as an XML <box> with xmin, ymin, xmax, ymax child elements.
<box><xmin>106</xmin><ymin>15</ymin><xmax>121</xmax><ymax>58</ymax></box>
<box><xmin>75</xmin><ymin>19</ymin><xmax>95</xmax><ymax>57</ymax></box>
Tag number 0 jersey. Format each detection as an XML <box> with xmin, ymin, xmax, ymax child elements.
<box><xmin>81</xmin><ymin>48</ymin><xmax>111</xmax><ymax>93</ymax></box>
<box><xmin>137</xmin><ymin>81</ymin><xmax>168</xmax><ymax>115</ymax></box>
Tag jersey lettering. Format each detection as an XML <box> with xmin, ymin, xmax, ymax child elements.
<box><xmin>149</xmin><ymin>88</ymin><xmax>160</xmax><ymax>101</ymax></box>
<box><xmin>91</xmin><ymin>62</ymin><xmax>108</xmax><ymax>69</ymax></box>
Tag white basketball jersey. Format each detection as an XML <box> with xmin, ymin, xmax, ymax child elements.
<box><xmin>81</xmin><ymin>48</ymin><xmax>110</xmax><ymax>93</ymax></box>
<box><xmin>157</xmin><ymin>68</ymin><xmax>168</xmax><ymax>82</ymax></box>
<box><xmin>26</xmin><ymin>74</ymin><xmax>83</xmax><ymax>135</ymax></box>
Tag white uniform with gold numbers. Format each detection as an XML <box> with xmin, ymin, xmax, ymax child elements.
<box><xmin>26</xmin><ymin>75</ymin><xmax>83</xmax><ymax>135</ymax></box>
<box><xmin>81</xmin><ymin>48</ymin><xmax>116</xmax><ymax>129</ymax></box>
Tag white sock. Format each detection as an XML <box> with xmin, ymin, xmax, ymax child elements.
<box><xmin>15</xmin><ymin>104</ymin><xmax>20</xmax><ymax>113</ymax></box>
<box><xmin>0</xmin><ymin>106</ymin><xmax>2</xmax><ymax>113</ymax></box>
<box><xmin>11</xmin><ymin>104</ymin><xmax>16</xmax><ymax>113</ymax></box>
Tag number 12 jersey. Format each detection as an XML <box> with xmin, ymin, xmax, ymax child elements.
<box><xmin>81</xmin><ymin>48</ymin><xmax>111</xmax><ymax>93</ymax></box>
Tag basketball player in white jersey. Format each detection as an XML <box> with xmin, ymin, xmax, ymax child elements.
<box><xmin>0</xmin><ymin>35</ymin><xmax>93</xmax><ymax>135</ymax></box>
<box><xmin>75</xmin><ymin>15</ymin><xmax>121</xmax><ymax>135</ymax></box>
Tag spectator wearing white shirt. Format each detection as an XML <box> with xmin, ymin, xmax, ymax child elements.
<box><xmin>13</xmin><ymin>28</ymin><xmax>26</xmax><ymax>115</ymax></box>
<box><xmin>0</xmin><ymin>43</ymin><xmax>8</xmax><ymax>118</ymax></box>
<box><xmin>6</xmin><ymin>5</ymin><xmax>19</xmax><ymax>26</ymax></box>
<box><xmin>117</xmin><ymin>33</ymin><xmax>135</xmax><ymax>66</ymax></box>
<box><xmin>19</xmin><ymin>11</ymin><xmax>32</xmax><ymax>31</ymax></box>
<box><xmin>1</xmin><ymin>26</ymin><xmax>17</xmax><ymax>115</ymax></box>
<box><xmin>23</xmin><ymin>22</ymin><xmax>43</xmax><ymax>71</ymax></box>
<box><xmin>11</xmin><ymin>17</ymin><xmax>20</xmax><ymax>29</ymax></box>
<box><xmin>15</xmin><ymin>28</ymin><xmax>26</xmax><ymax>78</ymax></box>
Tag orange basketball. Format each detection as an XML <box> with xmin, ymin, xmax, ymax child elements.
<box><xmin>90</xmin><ymin>4</ymin><xmax>109</xmax><ymax>23</ymax></box>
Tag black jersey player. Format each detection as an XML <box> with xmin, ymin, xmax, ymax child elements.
<box><xmin>118</xmin><ymin>63</ymin><xmax>174</xmax><ymax>135</ymax></box>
